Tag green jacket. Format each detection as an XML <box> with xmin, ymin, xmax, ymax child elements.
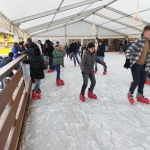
<box><xmin>53</xmin><ymin>49</ymin><xmax>66</xmax><ymax>65</ymax></box>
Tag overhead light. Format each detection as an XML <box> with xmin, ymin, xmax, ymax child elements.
<box><xmin>131</xmin><ymin>0</ymin><xmax>143</xmax><ymax>26</ymax></box>
<box><xmin>90</xmin><ymin>13</ymin><xmax>97</xmax><ymax>35</ymax></box>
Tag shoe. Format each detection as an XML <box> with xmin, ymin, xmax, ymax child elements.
<box><xmin>94</xmin><ymin>69</ymin><xmax>98</xmax><ymax>74</ymax></box>
<box><xmin>145</xmin><ymin>79</ymin><xmax>150</xmax><ymax>85</ymax></box>
<box><xmin>88</xmin><ymin>89</ymin><xmax>97</xmax><ymax>99</ymax></box>
<box><xmin>56</xmin><ymin>79</ymin><xmax>64</xmax><ymax>86</ymax></box>
<box><xmin>32</xmin><ymin>90</ymin><xmax>41</xmax><ymax>100</ymax></box>
<box><xmin>62</xmin><ymin>64</ymin><xmax>65</xmax><ymax>67</ymax></box>
<box><xmin>79</xmin><ymin>93</ymin><xmax>85</xmax><ymax>102</ymax></box>
<box><xmin>60</xmin><ymin>79</ymin><xmax>65</xmax><ymax>85</ymax></box>
<box><xmin>136</xmin><ymin>94</ymin><xmax>150</xmax><ymax>104</ymax></box>
<box><xmin>74</xmin><ymin>64</ymin><xmax>76</xmax><ymax>67</ymax></box>
<box><xmin>37</xmin><ymin>89</ymin><xmax>41</xmax><ymax>94</ymax></box>
<box><xmin>48</xmin><ymin>69</ymin><xmax>55</xmax><ymax>73</ymax></box>
<box><xmin>127</xmin><ymin>93</ymin><xmax>134</xmax><ymax>104</ymax></box>
<box><xmin>103</xmin><ymin>70</ymin><xmax>107</xmax><ymax>75</ymax></box>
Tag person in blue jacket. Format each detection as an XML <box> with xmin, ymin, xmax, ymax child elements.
<box><xmin>12</xmin><ymin>42</ymin><xmax>19</xmax><ymax>59</ymax></box>
<box><xmin>94</xmin><ymin>39</ymin><xmax>107</xmax><ymax>75</ymax></box>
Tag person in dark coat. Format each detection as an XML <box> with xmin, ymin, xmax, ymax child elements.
<box><xmin>23</xmin><ymin>48</ymin><xmax>47</xmax><ymax>99</ymax></box>
<box><xmin>45</xmin><ymin>40</ymin><xmax>55</xmax><ymax>72</ymax></box>
<box><xmin>79</xmin><ymin>42</ymin><xmax>107</xmax><ymax>102</ymax></box>
<box><xmin>94</xmin><ymin>39</ymin><xmax>107</xmax><ymax>75</ymax></box>
<box><xmin>18</xmin><ymin>42</ymin><xmax>25</xmax><ymax>53</ymax></box>
<box><xmin>0</xmin><ymin>52</ymin><xmax>14</xmax><ymax>89</ymax></box>
<box><xmin>70</xmin><ymin>40</ymin><xmax>80</xmax><ymax>66</ymax></box>
<box><xmin>19</xmin><ymin>43</ymin><xmax>34</xmax><ymax>59</ymax></box>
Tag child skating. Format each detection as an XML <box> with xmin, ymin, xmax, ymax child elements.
<box><xmin>124</xmin><ymin>25</ymin><xmax>150</xmax><ymax>104</ymax></box>
<box><xmin>79</xmin><ymin>42</ymin><xmax>107</xmax><ymax>102</ymax></box>
<box><xmin>53</xmin><ymin>45</ymin><xmax>66</xmax><ymax>86</ymax></box>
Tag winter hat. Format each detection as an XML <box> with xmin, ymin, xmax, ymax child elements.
<box><xmin>8</xmin><ymin>52</ymin><xmax>14</xmax><ymax>58</ymax></box>
<box><xmin>87</xmin><ymin>42</ymin><xmax>95</xmax><ymax>49</ymax></box>
<box><xmin>34</xmin><ymin>48</ymin><xmax>41</xmax><ymax>56</ymax></box>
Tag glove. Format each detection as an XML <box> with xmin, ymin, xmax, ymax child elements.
<box><xmin>124</xmin><ymin>59</ymin><xmax>130</xmax><ymax>69</ymax></box>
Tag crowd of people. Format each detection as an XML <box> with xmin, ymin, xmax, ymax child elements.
<box><xmin>0</xmin><ymin>25</ymin><xmax>150</xmax><ymax>104</ymax></box>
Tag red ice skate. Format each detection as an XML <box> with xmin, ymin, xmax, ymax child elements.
<box><xmin>37</xmin><ymin>89</ymin><xmax>41</xmax><ymax>94</ymax></box>
<box><xmin>137</xmin><ymin>95</ymin><xmax>150</xmax><ymax>104</ymax></box>
<box><xmin>74</xmin><ymin>64</ymin><xmax>76</xmax><ymax>67</ymax></box>
<box><xmin>88</xmin><ymin>89</ymin><xmax>97</xmax><ymax>99</ymax></box>
<box><xmin>62</xmin><ymin>64</ymin><xmax>65</xmax><ymax>67</ymax></box>
<box><xmin>127</xmin><ymin>93</ymin><xmax>134</xmax><ymax>104</ymax></box>
<box><xmin>94</xmin><ymin>69</ymin><xmax>98</xmax><ymax>74</ymax></box>
<box><xmin>47</xmin><ymin>69</ymin><xmax>55</xmax><ymax>73</ymax></box>
<box><xmin>145</xmin><ymin>79</ymin><xmax>150</xmax><ymax>85</ymax></box>
<box><xmin>79</xmin><ymin>93</ymin><xmax>85</xmax><ymax>102</ymax></box>
<box><xmin>56</xmin><ymin>79</ymin><xmax>64</xmax><ymax>86</ymax></box>
<box><xmin>103</xmin><ymin>70</ymin><xmax>107</xmax><ymax>75</ymax></box>
<box><xmin>32</xmin><ymin>90</ymin><xmax>41</xmax><ymax>100</ymax></box>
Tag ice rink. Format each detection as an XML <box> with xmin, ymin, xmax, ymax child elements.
<box><xmin>21</xmin><ymin>52</ymin><xmax>150</xmax><ymax>150</ymax></box>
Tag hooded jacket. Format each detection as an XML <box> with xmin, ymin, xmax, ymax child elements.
<box><xmin>80</xmin><ymin>49</ymin><xmax>106</xmax><ymax>74</ymax></box>
<box><xmin>23</xmin><ymin>55</ymin><xmax>47</xmax><ymax>79</ymax></box>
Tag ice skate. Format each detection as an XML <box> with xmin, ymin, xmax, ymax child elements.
<box><xmin>136</xmin><ymin>93</ymin><xmax>150</xmax><ymax>104</ymax></box>
<box><xmin>88</xmin><ymin>89</ymin><xmax>97</xmax><ymax>99</ymax></box>
<box><xmin>127</xmin><ymin>93</ymin><xmax>134</xmax><ymax>104</ymax></box>
<box><xmin>37</xmin><ymin>89</ymin><xmax>41</xmax><ymax>94</ymax></box>
<box><xmin>145</xmin><ymin>79</ymin><xmax>150</xmax><ymax>85</ymax></box>
<box><xmin>79</xmin><ymin>93</ymin><xmax>85</xmax><ymax>102</ymax></box>
<box><xmin>94</xmin><ymin>69</ymin><xmax>98</xmax><ymax>74</ymax></box>
<box><xmin>56</xmin><ymin>79</ymin><xmax>64</xmax><ymax>86</ymax></box>
<box><xmin>74</xmin><ymin>64</ymin><xmax>76</xmax><ymax>67</ymax></box>
<box><xmin>48</xmin><ymin>69</ymin><xmax>55</xmax><ymax>73</ymax></box>
<box><xmin>103</xmin><ymin>70</ymin><xmax>107</xmax><ymax>75</ymax></box>
<box><xmin>32</xmin><ymin>90</ymin><xmax>41</xmax><ymax>100</ymax></box>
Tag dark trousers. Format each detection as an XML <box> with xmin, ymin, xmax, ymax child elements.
<box><xmin>54</xmin><ymin>65</ymin><xmax>60</xmax><ymax>79</ymax></box>
<box><xmin>81</xmin><ymin>73</ymin><xmax>96</xmax><ymax>94</ymax></box>
<box><xmin>49</xmin><ymin>57</ymin><xmax>54</xmax><ymax>70</ymax></box>
<box><xmin>130</xmin><ymin>64</ymin><xmax>147</xmax><ymax>94</ymax></box>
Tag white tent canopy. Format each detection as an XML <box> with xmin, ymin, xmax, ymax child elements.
<box><xmin>0</xmin><ymin>0</ymin><xmax>150</xmax><ymax>38</ymax></box>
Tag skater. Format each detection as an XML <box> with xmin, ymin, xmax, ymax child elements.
<box><xmin>119</xmin><ymin>40</ymin><xmax>124</xmax><ymax>54</ymax></box>
<box><xmin>45</xmin><ymin>40</ymin><xmax>55</xmax><ymax>72</ymax></box>
<box><xmin>23</xmin><ymin>48</ymin><xmax>47</xmax><ymax>100</ymax></box>
<box><xmin>94</xmin><ymin>39</ymin><xmax>107</xmax><ymax>75</ymax></box>
<box><xmin>66</xmin><ymin>45</ymin><xmax>70</xmax><ymax>58</ymax></box>
<box><xmin>124</xmin><ymin>25</ymin><xmax>150</xmax><ymax>104</ymax></box>
<box><xmin>76</xmin><ymin>41</ymin><xmax>81</xmax><ymax>56</ymax></box>
<box><xmin>81</xmin><ymin>45</ymin><xmax>86</xmax><ymax>59</ymax></box>
<box><xmin>79</xmin><ymin>42</ymin><xmax>107</xmax><ymax>102</ymax></box>
<box><xmin>53</xmin><ymin>45</ymin><xmax>66</xmax><ymax>86</ymax></box>
<box><xmin>70</xmin><ymin>40</ymin><xmax>80</xmax><ymax>66</ymax></box>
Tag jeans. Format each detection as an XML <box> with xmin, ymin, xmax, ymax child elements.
<box><xmin>49</xmin><ymin>57</ymin><xmax>54</xmax><ymax>70</ymax></box>
<box><xmin>72</xmin><ymin>53</ymin><xmax>80</xmax><ymax>64</ymax></box>
<box><xmin>81</xmin><ymin>73</ymin><xmax>96</xmax><ymax>94</ymax></box>
<box><xmin>54</xmin><ymin>65</ymin><xmax>60</xmax><ymax>79</ymax></box>
<box><xmin>76</xmin><ymin>48</ymin><xmax>80</xmax><ymax>56</ymax></box>
<box><xmin>43</xmin><ymin>55</ymin><xmax>49</xmax><ymax>65</ymax></box>
<box><xmin>94</xmin><ymin>56</ymin><xmax>107</xmax><ymax>71</ymax></box>
<box><xmin>130</xmin><ymin>64</ymin><xmax>147</xmax><ymax>94</ymax></box>
<box><xmin>34</xmin><ymin>79</ymin><xmax>41</xmax><ymax>91</ymax></box>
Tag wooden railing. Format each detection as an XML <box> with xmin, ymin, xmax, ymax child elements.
<box><xmin>0</xmin><ymin>55</ymin><xmax>32</xmax><ymax>150</ymax></box>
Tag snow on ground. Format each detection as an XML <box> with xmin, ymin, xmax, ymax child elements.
<box><xmin>21</xmin><ymin>52</ymin><xmax>150</xmax><ymax>150</ymax></box>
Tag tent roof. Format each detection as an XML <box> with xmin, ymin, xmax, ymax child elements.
<box><xmin>0</xmin><ymin>0</ymin><xmax>150</xmax><ymax>37</ymax></box>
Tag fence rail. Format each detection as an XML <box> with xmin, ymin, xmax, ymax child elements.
<box><xmin>0</xmin><ymin>55</ymin><xmax>32</xmax><ymax>150</ymax></box>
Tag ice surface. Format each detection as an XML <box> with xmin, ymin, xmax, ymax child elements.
<box><xmin>21</xmin><ymin>52</ymin><xmax>150</xmax><ymax>150</ymax></box>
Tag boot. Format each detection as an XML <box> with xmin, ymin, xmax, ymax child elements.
<box><xmin>79</xmin><ymin>93</ymin><xmax>85</xmax><ymax>102</ymax></box>
<box><xmin>103</xmin><ymin>70</ymin><xmax>107</xmax><ymax>75</ymax></box>
<box><xmin>60</xmin><ymin>79</ymin><xmax>65</xmax><ymax>85</ymax></box>
<box><xmin>62</xmin><ymin>64</ymin><xmax>65</xmax><ymax>67</ymax></box>
<box><xmin>74</xmin><ymin>64</ymin><xmax>76</xmax><ymax>67</ymax></box>
<box><xmin>145</xmin><ymin>79</ymin><xmax>150</xmax><ymax>85</ymax></box>
<box><xmin>32</xmin><ymin>90</ymin><xmax>41</xmax><ymax>100</ymax></box>
<box><xmin>127</xmin><ymin>93</ymin><xmax>134</xmax><ymax>104</ymax></box>
<box><xmin>37</xmin><ymin>89</ymin><xmax>41</xmax><ymax>94</ymax></box>
<box><xmin>48</xmin><ymin>69</ymin><xmax>55</xmax><ymax>73</ymax></box>
<box><xmin>88</xmin><ymin>89</ymin><xmax>97</xmax><ymax>99</ymax></box>
<box><xmin>136</xmin><ymin>93</ymin><xmax>150</xmax><ymax>104</ymax></box>
<box><xmin>94</xmin><ymin>68</ymin><xmax>98</xmax><ymax>74</ymax></box>
<box><xmin>56</xmin><ymin>79</ymin><xmax>64</xmax><ymax>86</ymax></box>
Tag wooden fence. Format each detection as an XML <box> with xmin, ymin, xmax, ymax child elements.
<box><xmin>0</xmin><ymin>55</ymin><xmax>32</xmax><ymax>150</ymax></box>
